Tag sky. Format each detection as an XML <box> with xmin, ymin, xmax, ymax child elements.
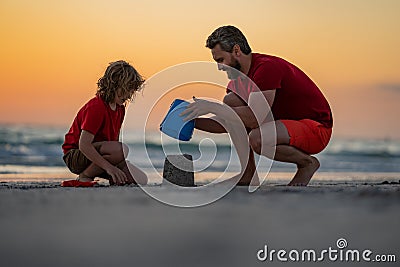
<box><xmin>0</xmin><ymin>0</ymin><xmax>399</xmax><ymax>139</ymax></box>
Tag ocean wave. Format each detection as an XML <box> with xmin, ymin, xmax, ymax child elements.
<box><xmin>323</xmin><ymin>138</ymin><xmax>400</xmax><ymax>158</ymax></box>
<box><xmin>1</xmin><ymin>125</ymin><xmax>400</xmax><ymax>174</ymax></box>
<box><xmin>0</xmin><ymin>165</ymin><xmax>69</xmax><ymax>174</ymax></box>
<box><xmin>140</xmin><ymin>141</ymin><xmax>232</xmax><ymax>151</ymax></box>
<box><xmin>3</xmin><ymin>139</ymin><xmax>397</xmax><ymax>159</ymax></box>
<box><xmin>324</xmin><ymin>150</ymin><xmax>399</xmax><ymax>158</ymax></box>
<box><xmin>0</xmin><ymin>138</ymin><xmax>64</xmax><ymax>146</ymax></box>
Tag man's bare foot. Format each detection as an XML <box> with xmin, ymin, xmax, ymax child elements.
<box><xmin>288</xmin><ymin>156</ymin><xmax>320</xmax><ymax>186</ymax></box>
<box><xmin>237</xmin><ymin>165</ymin><xmax>259</xmax><ymax>186</ymax></box>
<box><xmin>216</xmin><ymin>173</ymin><xmax>260</xmax><ymax>187</ymax></box>
<box><xmin>237</xmin><ymin>174</ymin><xmax>260</xmax><ymax>186</ymax></box>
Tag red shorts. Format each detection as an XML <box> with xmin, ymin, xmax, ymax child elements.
<box><xmin>280</xmin><ymin>119</ymin><xmax>332</xmax><ymax>154</ymax></box>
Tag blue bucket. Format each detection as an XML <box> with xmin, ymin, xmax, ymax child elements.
<box><xmin>160</xmin><ymin>99</ymin><xmax>195</xmax><ymax>141</ymax></box>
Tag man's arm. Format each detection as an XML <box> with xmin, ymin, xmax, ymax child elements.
<box><xmin>230</xmin><ymin>90</ymin><xmax>276</xmax><ymax>129</ymax></box>
<box><xmin>193</xmin><ymin>92</ymin><xmax>246</xmax><ymax>133</ymax></box>
<box><xmin>195</xmin><ymin>117</ymin><xmax>227</xmax><ymax>133</ymax></box>
<box><xmin>181</xmin><ymin>90</ymin><xmax>275</xmax><ymax>130</ymax></box>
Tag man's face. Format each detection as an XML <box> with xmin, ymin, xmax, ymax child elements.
<box><xmin>211</xmin><ymin>44</ymin><xmax>241</xmax><ymax>80</ymax></box>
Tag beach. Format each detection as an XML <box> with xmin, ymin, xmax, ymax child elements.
<box><xmin>0</xmin><ymin>176</ymin><xmax>399</xmax><ymax>267</ymax></box>
<box><xmin>1</xmin><ymin>125</ymin><xmax>399</xmax><ymax>266</ymax></box>
<box><xmin>2</xmin><ymin>0</ymin><xmax>400</xmax><ymax>265</ymax></box>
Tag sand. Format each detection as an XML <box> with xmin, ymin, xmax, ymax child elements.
<box><xmin>0</xmin><ymin>179</ymin><xmax>399</xmax><ymax>267</ymax></box>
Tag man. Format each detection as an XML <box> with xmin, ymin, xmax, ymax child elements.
<box><xmin>182</xmin><ymin>25</ymin><xmax>333</xmax><ymax>186</ymax></box>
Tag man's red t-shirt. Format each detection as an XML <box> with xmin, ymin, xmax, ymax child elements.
<box><xmin>227</xmin><ymin>53</ymin><xmax>333</xmax><ymax>128</ymax></box>
<box><xmin>62</xmin><ymin>95</ymin><xmax>125</xmax><ymax>154</ymax></box>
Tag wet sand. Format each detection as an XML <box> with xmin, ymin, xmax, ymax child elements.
<box><xmin>0</xmin><ymin>177</ymin><xmax>399</xmax><ymax>267</ymax></box>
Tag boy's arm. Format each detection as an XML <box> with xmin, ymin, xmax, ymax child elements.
<box><xmin>79</xmin><ymin>130</ymin><xmax>128</xmax><ymax>184</ymax></box>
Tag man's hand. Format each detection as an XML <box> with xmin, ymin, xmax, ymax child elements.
<box><xmin>180</xmin><ymin>97</ymin><xmax>220</xmax><ymax>121</ymax></box>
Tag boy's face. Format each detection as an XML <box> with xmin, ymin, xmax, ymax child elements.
<box><xmin>115</xmin><ymin>88</ymin><xmax>134</xmax><ymax>105</ymax></box>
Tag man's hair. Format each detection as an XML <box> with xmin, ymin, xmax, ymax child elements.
<box><xmin>206</xmin><ymin>25</ymin><xmax>252</xmax><ymax>55</ymax></box>
<box><xmin>96</xmin><ymin>60</ymin><xmax>145</xmax><ymax>103</ymax></box>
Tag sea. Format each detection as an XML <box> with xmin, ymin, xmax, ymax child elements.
<box><xmin>1</xmin><ymin>124</ymin><xmax>400</xmax><ymax>184</ymax></box>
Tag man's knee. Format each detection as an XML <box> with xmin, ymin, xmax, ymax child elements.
<box><xmin>249</xmin><ymin>129</ymin><xmax>262</xmax><ymax>155</ymax></box>
<box><xmin>249</xmin><ymin>129</ymin><xmax>275</xmax><ymax>156</ymax></box>
<box><xmin>121</xmin><ymin>143</ymin><xmax>129</xmax><ymax>158</ymax></box>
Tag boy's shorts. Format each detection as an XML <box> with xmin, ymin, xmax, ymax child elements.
<box><xmin>63</xmin><ymin>149</ymin><xmax>110</xmax><ymax>179</ymax></box>
<box><xmin>280</xmin><ymin>119</ymin><xmax>332</xmax><ymax>154</ymax></box>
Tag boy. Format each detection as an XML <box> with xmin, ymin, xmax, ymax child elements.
<box><xmin>62</xmin><ymin>60</ymin><xmax>147</xmax><ymax>186</ymax></box>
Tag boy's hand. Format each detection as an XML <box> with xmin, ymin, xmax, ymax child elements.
<box><xmin>107</xmin><ymin>166</ymin><xmax>128</xmax><ymax>185</ymax></box>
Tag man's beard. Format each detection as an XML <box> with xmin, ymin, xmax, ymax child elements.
<box><xmin>227</xmin><ymin>59</ymin><xmax>242</xmax><ymax>80</ymax></box>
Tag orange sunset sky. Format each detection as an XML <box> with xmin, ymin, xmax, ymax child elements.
<box><xmin>0</xmin><ymin>0</ymin><xmax>399</xmax><ymax>139</ymax></box>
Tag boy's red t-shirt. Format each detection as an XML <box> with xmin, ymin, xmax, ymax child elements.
<box><xmin>62</xmin><ymin>95</ymin><xmax>125</xmax><ymax>154</ymax></box>
<box><xmin>227</xmin><ymin>53</ymin><xmax>333</xmax><ymax>128</ymax></box>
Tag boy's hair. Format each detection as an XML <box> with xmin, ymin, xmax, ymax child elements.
<box><xmin>206</xmin><ymin>25</ymin><xmax>252</xmax><ymax>55</ymax></box>
<box><xmin>96</xmin><ymin>60</ymin><xmax>145</xmax><ymax>103</ymax></box>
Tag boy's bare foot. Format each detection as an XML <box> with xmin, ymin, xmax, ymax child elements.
<box><xmin>78</xmin><ymin>174</ymin><xmax>94</xmax><ymax>183</ymax></box>
<box><xmin>288</xmin><ymin>156</ymin><xmax>320</xmax><ymax>186</ymax></box>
